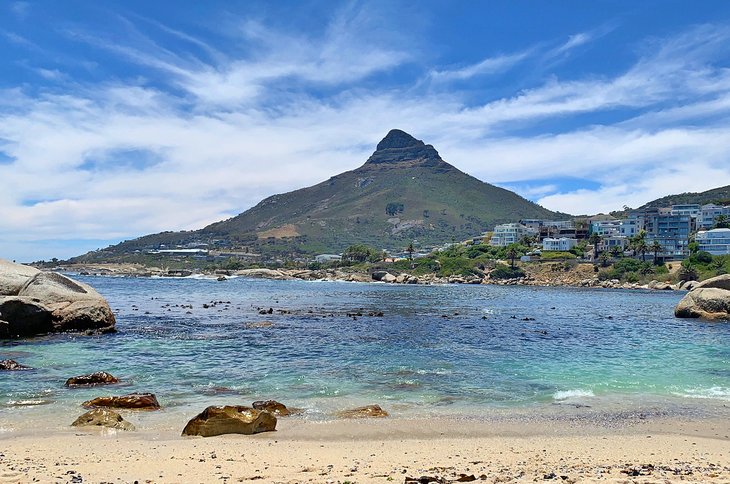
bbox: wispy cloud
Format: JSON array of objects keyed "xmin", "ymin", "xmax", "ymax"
[
  {"xmin": 1, "ymin": 11, "xmax": 730, "ymax": 260},
  {"xmin": 428, "ymin": 51, "xmax": 531, "ymax": 82}
]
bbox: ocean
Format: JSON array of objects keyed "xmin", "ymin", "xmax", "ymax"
[{"xmin": 2, "ymin": 276, "xmax": 729, "ymax": 432}]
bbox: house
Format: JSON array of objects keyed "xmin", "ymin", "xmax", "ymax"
[
  {"xmin": 590, "ymin": 219, "xmax": 621, "ymax": 237},
  {"xmin": 699, "ymin": 204, "xmax": 730, "ymax": 229},
  {"xmin": 600, "ymin": 235, "xmax": 629, "ymax": 252},
  {"xmin": 490, "ymin": 223, "xmax": 538, "ymax": 247},
  {"xmin": 696, "ymin": 228, "xmax": 730, "ymax": 255},
  {"xmin": 315, "ymin": 254, "xmax": 342, "ymax": 263},
  {"xmin": 542, "ymin": 237, "xmax": 578, "ymax": 252}
]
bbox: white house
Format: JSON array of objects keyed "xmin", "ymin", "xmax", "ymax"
[
  {"xmin": 696, "ymin": 228, "xmax": 730, "ymax": 255},
  {"xmin": 490, "ymin": 223, "xmax": 538, "ymax": 247},
  {"xmin": 542, "ymin": 237, "xmax": 578, "ymax": 252},
  {"xmin": 699, "ymin": 204, "xmax": 730, "ymax": 229}
]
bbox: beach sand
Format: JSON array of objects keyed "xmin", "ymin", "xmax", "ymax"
[{"xmin": 1, "ymin": 416, "xmax": 728, "ymax": 483}]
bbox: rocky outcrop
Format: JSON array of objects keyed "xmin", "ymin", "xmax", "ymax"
[
  {"xmin": 336, "ymin": 404, "xmax": 389, "ymax": 418},
  {"xmin": 0, "ymin": 259, "xmax": 40, "ymax": 295},
  {"xmin": 71, "ymin": 409, "xmax": 135, "ymax": 431},
  {"xmin": 252, "ymin": 400, "xmax": 290, "ymax": 416},
  {"xmin": 0, "ymin": 259, "xmax": 116, "ymax": 338},
  {"xmin": 82, "ymin": 392, "xmax": 160, "ymax": 410},
  {"xmin": 65, "ymin": 371, "xmax": 119, "ymax": 387},
  {"xmin": 181, "ymin": 405, "xmax": 277, "ymax": 437},
  {"xmin": 675, "ymin": 274, "xmax": 730, "ymax": 321},
  {"xmin": 235, "ymin": 268, "xmax": 290, "ymax": 280},
  {"xmin": 0, "ymin": 359, "xmax": 31, "ymax": 370}
]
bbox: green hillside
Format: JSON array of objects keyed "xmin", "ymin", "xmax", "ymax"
[
  {"xmin": 641, "ymin": 185, "xmax": 730, "ymax": 209},
  {"xmin": 72, "ymin": 129, "xmax": 563, "ymax": 263}
]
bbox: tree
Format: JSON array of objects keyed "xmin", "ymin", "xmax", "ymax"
[
  {"xmin": 598, "ymin": 251, "xmax": 611, "ymax": 268},
  {"xmin": 715, "ymin": 214, "xmax": 729, "ymax": 229},
  {"xmin": 342, "ymin": 244, "xmax": 380, "ymax": 264},
  {"xmin": 651, "ymin": 240, "xmax": 663, "ymax": 265},
  {"xmin": 406, "ymin": 242, "xmax": 415, "ymax": 261},
  {"xmin": 588, "ymin": 232, "xmax": 602, "ymax": 261},
  {"xmin": 610, "ymin": 245, "xmax": 624, "ymax": 258},
  {"xmin": 631, "ymin": 231, "xmax": 648, "ymax": 262},
  {"xmin": 678, "ymin": 262, "xmax": 699, "ymax": 282},
  {"xmin": 505, "ymin": 245, "xmax": 518, "ymax": 269}
]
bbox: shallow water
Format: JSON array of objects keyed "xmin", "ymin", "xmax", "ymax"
[{"xmin": 1, "ymin": 276, "xmax": 729, "ymax": 432}]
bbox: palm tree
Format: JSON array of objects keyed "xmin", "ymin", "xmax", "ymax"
[
  {"xmin": 588, "ymin": 232, "xmax": 602, "ymax": 262},
  {"xmin": 505, "ymin": 246, "xmax": 518, "ymax": 269},
  {"xmin": 406, "ymin": 242, "xmax": 415, "ymax": 261},
  {"xmin": 631, "ymin": 231, "xmax": 648, "ymax": 262},
  {"xmin": 651, "ymin": 240, "xmax": 663, "ymax": 265}
]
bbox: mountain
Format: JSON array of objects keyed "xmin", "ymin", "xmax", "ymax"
[
  {"xmin": 72, "ymin": 129, "xmax": 563, "ymax": 262},
  {"xmin": 640, "ymin": 185, "xmax": 730, "ymax": 209}
]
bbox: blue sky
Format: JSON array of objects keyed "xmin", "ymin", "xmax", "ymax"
[{"xmin": 2, "ymin": 1, "xmax": 730, "ymax": 262}]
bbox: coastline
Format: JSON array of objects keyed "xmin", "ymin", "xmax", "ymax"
[
  {"xmin": 2, "ymin": 414, "xmax": 728, "ymax": 483},
  {"xmin": 53, "ymin": 262, "xmax": 681, "ymax": 292}
]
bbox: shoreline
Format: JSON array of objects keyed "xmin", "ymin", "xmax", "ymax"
[
  {"xmin": 2, "ymin": 414, "xmax": 728, "ymax": 483},
  {"xmin": 54, "ymin": 262, "xmax": 683, "ymax": 292}
]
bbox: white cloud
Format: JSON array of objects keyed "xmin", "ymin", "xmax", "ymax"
[{"xmin": 2, "ymin": 17, "xmax": 730, "ymax": 261}]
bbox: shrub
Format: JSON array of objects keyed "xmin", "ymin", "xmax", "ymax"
[{"xmin": 490, "ymin": 263, "xmax": 526, "ymax": 280}]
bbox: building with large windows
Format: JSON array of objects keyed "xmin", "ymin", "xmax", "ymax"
[
  {"xmin": 489, "ymin": 223, "xmax": 538, "ymax": 247},
  {"xmin": 696, "ymin": 228, "xmax": 730, "ymax": 255}
]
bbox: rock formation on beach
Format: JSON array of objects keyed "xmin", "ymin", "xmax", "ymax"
[
  {"xmin": 182, "ymin": 405, "xmax": 277, "ymax": 437},
  {"xmin": 71, "ymin": 408, "xmax": 136, "ymax": 431},
  {"xmin": 675, "ymin": 274, "xmax": 730, "ymax": 321},
  {"xmin": 0, "ymin": 258, "xmax": 116, "ymax": 338},
  {"xmin": 82, "ymin": 392, "xmax": 160, "ymax": 410}
]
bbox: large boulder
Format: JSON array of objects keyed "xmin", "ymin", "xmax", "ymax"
[
  {"xmin": 182, "ymin": 405, "xmax": 277, "ymax": 437},
  {"xmin": 0, "ymin": 260, "xmax": 116, "ymax": 338},
  {"xmin": 82, "ymin": 392, "xmax": 160, "ymax": 410},
  {"xmin": 1, "ymin": 359, "xmax": 32, "ymax": 370},
  {"xmin": 0, "ymin": 259, "xmax": 40, "ymax": 295},
  {"xmin": 71, "ymin": 409, "xmax": 135, "ymax": 431},
  {"xmin": 675, "ymin": 275, "xmax": 730, "ymax": 321}
]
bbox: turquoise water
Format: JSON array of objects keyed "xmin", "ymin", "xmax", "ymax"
[{"xmin": 1, "ymin": 276, "xmax": 729, "ymax": 430}]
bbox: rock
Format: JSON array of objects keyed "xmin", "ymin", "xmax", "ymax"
[
  {"xmin": 82, "ymin": 392, "xmax": 161, "ymax": 410},
  {"xmin": 336, "ymin": 404, "xmax": 389, "ymax": 418},
  {"xmin": 65, "ymin": 371, "xmax": 119, "ymax": 387},
  {"xmin": 0, "ymin": 359, "xmax": 31, "ymax": 370},
  {"xmin": 216, "ymin": 276, "xmax": 226, "ymax": 281},
  {"xmin": 0, "ymin": 259, "xmax": 40, "ymax": 295},
  {"xmin": 245, "ymin": 321, "xmax": 274, "ymax": 329},
  {"xmin": 682, "ymin": 280, "xmax": 700, "ymax": 291},
  {"xmin": 675, "ymin": 287, "xmax": 730, "ymax": 321},
  {"xmin": 71, "ymin": 408, "xmax": 135, "ymax": 431},
  {"xmin": 381, "ymin": 273, "xmax": 397, "ymax": 283},
  {"xmin": 252, "ymin": 400, "xmax": 290, "ymax": 416},
  {"xmin": 694, "ymin": 274, "xmax": 730, "ymax": 291},
  {"xmin": 0, "ymin": 297, "xmax": 54, "ymax": 336},
  {"xmin": 0, "ymin": 260, "xmax": 116, "ymax": 338},
  {"xmin": 675, "ymin": 277, "xmax": 730, "ymax": 321},
  {"xmin": 653, "ymin": 282, "xmax": 674, "ymax": 290},
  {"xmin": 235, "ymin": 268, "xmax": 289, "ymax": 280},
  {"xmin": 181, "ymin": 405, "xmax": 277, "ymax": 437}
]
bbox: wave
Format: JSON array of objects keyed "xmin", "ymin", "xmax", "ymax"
[
  {"xmin": 674, "ymin": 386, "xmax": 730, "ymax": 401},
  {"xmin": 553, "ymin": 389, "xmax": 595, "ymax": 400}
]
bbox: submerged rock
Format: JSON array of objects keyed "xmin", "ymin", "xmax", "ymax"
[
  {"xmin": 336, "ymin": 404, "xmax": 389, "ymax": 418},
  {"xmin": 82, "ymin": 392, "xmax": 160, "ymax": 410},
  {"xmin": 0, "ymin": 259, "xmax": 116, "ymax": 338},
  {"xmin": 252, "ymin": 399, "xmax": 290, "ymax": 416},
  {"xmin": 182, "ymin": 405, "xmax": 277, "ymax": 437},
  {"xmin": 71, "ymin": 408, "xmax": 135, "ymax": 431},
  {"xmin": 675, "ymin": 275, "xmax": 730, "ymax": 321},
  {"xmin": 0, "ymin": 359, "xmax": 31, "ymax": 370},
  {"xmin": 65, "ymin": 371, "xmax": 119, "ymax": 387}
]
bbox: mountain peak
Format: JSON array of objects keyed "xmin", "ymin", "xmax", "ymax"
[
  {"xmin": 366, "ymin": 129, "xmax": 442, "ymax": 165},
  {"xmin": 376, "ymin": 129, "xmax": 424, "ymax": 150}
]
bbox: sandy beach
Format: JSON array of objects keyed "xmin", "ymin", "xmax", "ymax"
[{"xmin": 1, "ymin": 415, "xmax": 728, "ymax": 483}]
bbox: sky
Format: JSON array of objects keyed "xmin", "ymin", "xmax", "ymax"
[{"xmin": 2, "ymin": 0, "xmax": 730, "ymax": 262}]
